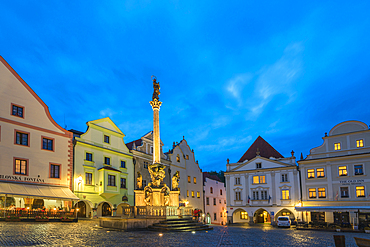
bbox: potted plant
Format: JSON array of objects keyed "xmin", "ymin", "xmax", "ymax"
[
  {"xmin": 5, "ymin": 215, "xmax": 21, "ymax": 222},
  {"xmin": 335, "ymin": 226, "xmax": 341, "ymax": 232},
  {"xmin": 60, "ymin": 216, "xmax": 73, "ymax": 222},
  {"xmin": 35, "ymin": 216, "xmax": 49, "ymax": 222},
  {"xmin": 364, "ymin": 227, "xmax": 370, "ymax": 233}
]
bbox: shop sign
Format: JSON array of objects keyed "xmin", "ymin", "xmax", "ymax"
[
  {"xmin": 340, "ymin": 179, "xmax": 365, "ymax": 185},
  {"xmin": 0, "ymin": 174, "xmax": 45, "ymax": 183}
]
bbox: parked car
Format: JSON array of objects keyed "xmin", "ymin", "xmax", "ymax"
[{"xmin": 277, "ymin": 216, "xmax": 291, "ymax": 228}]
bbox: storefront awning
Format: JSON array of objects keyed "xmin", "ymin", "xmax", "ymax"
[
  {"xmin": 295, "ymin": 206, "xmax": 370, "ymax": 212},
  {"xmin": 0, "ymin": 182, "xmax": 79, "ymax": 200}
]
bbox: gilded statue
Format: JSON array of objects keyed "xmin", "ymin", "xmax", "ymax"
[
  {"xmin": 148, "ymin": 163, "xmax": 165, "ymax": 188},
  {"xmin": 152, "ymin": 75, "xmax": 160, "ymax": 101},
  {"xmin": 136, "ymin": 171, "xmax": 142, "ymax": 189},
  {"xmin": 172, "ymin": 171, "xmax": 180, "ymax": 191}
]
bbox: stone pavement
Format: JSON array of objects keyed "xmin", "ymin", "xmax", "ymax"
[{"xmin": 0, "ymin": 220, "xmax": 368, "ymax": 246}]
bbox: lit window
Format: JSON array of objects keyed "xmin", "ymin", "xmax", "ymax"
[
  {"xmin": 104, "ymin": 135, "xmax": 110, "ymax": 143},
  {"xmin": 281, "ymin": 174, "xmax": 288, "ymax": 182},
  {"xmin": 235, "ymin": 191, "xmax": 241, "ymax": 200},
  {"xmin": 108, "ymin": 175, "xmax": 116, "ymax": 186},
  {"xmin": 206, "ymin": 197, "xmax": 209, "ymax": 205},
  {"xmin": 241, "ymin": 212, "xmax": 248, "ymax": 219},
  {"xmin": 334, "ymin": 143, "xmax": 341, "ymax": 150},
  {"xmin": 318, "ymin": 188, "xmax": 326, "ymax": 198},
  {"xmin": 188, "ymin": 176, "xmax": 191, "ymax": 183},
  {"xmin": 357, "ymin": 139, "xmax": 364, "ymax": 148},
  {"xmin": 86, "ymin": 153, "xmax": 93, "ymax": 161},
  {"xmin": 220, "ymin": 212, "xmax": 223, "ymax": 217},
  {"xmin": 340, "ymin": 187, "xmax": 349, "ymax": 198},
  {"xmin": 354, "ymin": 165, "xmax": 363, "ymax": 175},
  {"xmin": 260, "ymin": 176, "xmax": 266, "ymax": 183},
  {"xmin": 309, "ymin": 188, "xmax": 316, "ymax": 198},
  {"xmin": 192, "ymin": 191, "xmax": 195, "ymax": 198},
  {"xmin": 356, "ymin": 186, "xmax": 365, "ymax": 197},
  {"xmin": 210, "ymin": 187, "xmax": 213, "ymax": 193},
  {"xmin": 85, "ymin": 173, "xmax": 92, "ymax": 185},
  {"xmin": 307, "ymin": 169, "xmax": 315, "ymax": 178},
  {"xmin": 187, "ymin": 190, "xmax": 189, "ymax": 197},
  {"xmin": 104, "ymin": 157, "xmax": 111, "ymax": 165},
  {"xmin": 42, "ymin": 138, "xmax": 53, "ymax": 151},
  {"xmin": 316, "ymin": 168, "xmax": 325, "ymax": 178},
  {"xmin": 253, "ymin": 176, "xmax": 259, "ymax": 184},
  {"xmin": 12, "ymin": 104, "xmax": 24, "ymax": 118},
  {"xmin": 176, "ymin": 155, "xmax": 180, "ymax": 162},
  {"xmin": 197, "ymin": 192, "xmax": 200, "ymax": 198},
  {"xmin": 282, "ymin": 190, "xmax": 290, "ymax": 200},
  {"xmin": 121, "ymin": 161, "xmax": 126, "ymax": 168},
  {"xmin": 213, "ymin": 198, "xmax": 216, "ymax": 205},
  {"xmin": 50, "ymin": 164, "xmax": 60, "ymax": 178},
  {"xmin": 120, "ymin": 178, "xmax": 126, "ymax": 189},
  {"xmin": 193, "ymin": 177, "xmax": 196, "ymax": 184},
  {"xmin": 14, "ymin": 159, "xmax": 27, "ymax": 175},
  {"xmin": 15, "ymin": 132, "xmax": 29, "ymax": 146},
  {"xmin": 339, "ymin": 166, "xmax": 347, "ymax": 176},
  {"xmin": 186, "ymin": 155, "xmax": 189, "ymax": 159},
  {"xmin": 256, "ymin": 163, "xmax": 261, "ymax": 169}
]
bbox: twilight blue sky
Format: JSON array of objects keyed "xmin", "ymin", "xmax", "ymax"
[{"xmin": 1, "ymin": 1, "xmax": 370, "ymax": 171}]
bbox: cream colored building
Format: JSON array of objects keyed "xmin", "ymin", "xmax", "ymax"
[
  {"xmin": 166, "ymin": 138, "xmax": 203, "ymax": 211},
  {"xmin": 225, "ymin": 136, "xmax": 300, "ymax": 225},
  {"xmin": 0, "ymin": 56, "xmax": 78, "ymax": 210},
  {"xmin": 203, "ymin": 173, "xmax": 227, "ymax": 225},
  {"xmin": 71, "ymin": 117, "xmax": 134, "ymax": 218},
  {"xmin": 297, "ymin": 121, "xmax": 370, "ymax": 228}
]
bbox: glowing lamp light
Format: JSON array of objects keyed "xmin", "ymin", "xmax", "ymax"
[
  {"xmin": 295, "ymin": 202, "xmax": 302, "ymax": 207},
  {"xmin": 26, "ymin": 207, "xmax": 29, "ymax": 210},
  {"xmin": 191, "ymin": 231, "xmax": 196, "ymax": 234},
  {"xmin": 202, "ymin": 214, "xmax": 205, "ymax": 217},
  {"xmin": 185, "ymin": 200, "xmax": 189, "ymax": 206},
  {"xmin": 77, "ymin": 175, "xmax": 83, "ymax": 184},
  {"xmin": 159, "ymin": 233, "xmax": 163, "ymax": 237},
  {"xmin": 77, "ymin": 208, "xmax": 80, "ymax": 211},
  {"xmin": 54, "ymin": 208, "xmax": 57, "ymax": 211}
]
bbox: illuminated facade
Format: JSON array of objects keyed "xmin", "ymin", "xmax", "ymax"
[
  {"xmin": 0, "ymin": 56, "xmax": 78, "ymax": 211},
  {"xmin": 71, "ymin": 117, "xmax": 134, "ymax": 218},
  {"xmin": 225, "ymin": 136, "xmax": 300, "ymax": 225},
  {"xmin": 297, "ymin": 121, "xmax": 370, "ymax": 227},
  {"xmin": 167, "ymin": 138, "xmax": 204, "ymax": 211},
  {"xmin": 203, "ymin": 173, "xmax": 227, "ymax": 225}
]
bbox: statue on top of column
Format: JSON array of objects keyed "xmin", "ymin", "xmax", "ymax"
[{"xmin": 152, "ymin": 75, "xmax": 160, "ymax": 101}]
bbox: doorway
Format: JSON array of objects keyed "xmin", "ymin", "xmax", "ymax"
[{"xmin": 101, "ymin": 202, "xmax": 112, "ymax": 216}]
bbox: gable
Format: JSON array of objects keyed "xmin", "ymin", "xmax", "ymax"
[
  {"xmin": 89, "ymin": 117, "xmax": 124, "ymax": 136},
  {"xmin": 232, "ymin": 157, "xmax": 293, "ymax": 172},
  {"xmin": 238, "ymin": 136, "xmax": 284, "ymax": 162}
]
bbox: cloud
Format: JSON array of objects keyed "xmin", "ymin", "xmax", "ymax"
[
  {"xmin": 197, "ymin": 135, "xmax": 252, "ymax": 152},
  {"xmin": 99, "ymin": 108, "xmax": 116, "ymax": 117},
  {"xmin": 226, "ymin": 73, "xmax": 253, "ymax": 105}
]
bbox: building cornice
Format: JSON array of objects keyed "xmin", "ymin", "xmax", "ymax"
[
  {"xmin": 299, "ymin": 152, "xmax": 370, "ymax": 164},
  {"xmin": 75, "ymin": 140, "xmax": 133, "ymax": 158}
]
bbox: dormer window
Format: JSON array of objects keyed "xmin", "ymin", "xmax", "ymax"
[
  {"xmin": 334, "ymin": 143, "xmax": 341, "ymax": 150},
  {"xmin": 256, "ymin": 163, "xmax": 262, "ymax": 169},
  {"xmin": 176, "ymin": 155, "xmax": 180, "ymax": 162},
  {"xmin": 104, "ymin": 135, "xmax": 110, "ymax": 144},
  {"xmin": 12, "ymin": 104, "xmax": 24, "ymax": 118}
]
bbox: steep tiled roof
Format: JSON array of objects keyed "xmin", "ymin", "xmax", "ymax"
[
  {"xmin": 126, "ymin": 139, "xmax": 142, "ymax": 150},
  {"xmin": 238, "ymin": 136, "xmax": 284, "ymax": 162},
  {"xmin": 203, "ymin": 172, "xmax": 221, "ymax": 182}
]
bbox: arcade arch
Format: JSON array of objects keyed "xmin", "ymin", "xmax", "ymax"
[
  {"xmin": 274, "ymin": 208, "xmax": 295, "ymax": 221},
  {"xmin": 116, "ymin": 203, "xmax": 131, "ymax": 217},
  {"xmin": 232, "ymin": 208, "xmax": 249, "ymax": 223},
  {"xmin": 254, "ymin": 208, "xmax": 271, "ymax": 223},
  {"xmin": 74, "ymin": 200, "xmax": 93, "ymax": 218},
  {"xmin": 97, "ymin": 201, "xmax": 113, "ymax": 217}
]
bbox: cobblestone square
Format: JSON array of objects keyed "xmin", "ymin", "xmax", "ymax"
[{"xmin": 0, "ymin": 220, "xmax": 369, "ymax": 246}]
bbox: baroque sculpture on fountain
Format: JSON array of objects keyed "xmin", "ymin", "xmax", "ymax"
[{"xmin": 134, "ymin": 76, "xmax": 179, "ymax": 216}]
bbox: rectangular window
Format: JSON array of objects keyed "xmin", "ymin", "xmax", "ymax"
[
  {"xmin": 191, "ymin": 191, "xmax": 195, "ymax": 198},
  {"xmin": 220, "ymin": 212, "xmax": 223, "ymax": 218},
  {"xmin": 193, "ymin": 177, "xmax": 196, "ymax": 184},
  {"xmin": 241, "ymin": 212, "xmax": 248, "ymax": 219},
  {"xmin": 42, "ymin": 137, "xmax": 53, "ymax": 151},
  {"xmin": 143, "ymin": 162, "xmax": 148, "ymax": 169},
  {"xmin": 253, "ymin": 176, "xmax": 259, "ymax": 184},
  {"xmin": 220, "ymin": 189, "xmax": 222, "ymax": 195},
  {"xmin": 282, "ymin": 190, "xmax": 290, "ymax": 199},
  {"xmin": 214, "ymin": 213, "xmax": 217, "ymax": 221},
  {"xmin": 219, "ymin": 199, "xmax": 221, "ymax": 204},
  {"xmin": 121, "ymin": 160, "xmax": 126, "ymax": 168},
  {"xmin": 85, "ymin": 173, "xmax": 92, "ymax": 185},
  {"xmin": 120, "ymin": 178, "xmax": 126, "ymax": 188},
  {"xmin": 213, "ymin": 198, "xmax": 216, "ymax": 205},
  {"xmin": 104, "ymin": 157, "xmax": 111, "ymax": 165},
  {"xmin": 340, "ymin": 187, "xmax": 349, "ymax": 198},
  {"xmin": 356, "ymin": 186, "xmax": 365, "ymax": 197},
  {"xmin": 235, "ymin": 177, "xmax": 240, "ymax": 184},
  {"xmin": 334, "ymin": 143, "xmax": 341, "ymax": 150},
  {"xmin": 210, "ymin": 187, "xmax": 213, "ymax": 193},
  {"xmin": 316, "ymin": 168, "xmax": 325, "ymax": 178},
  {"xmin": 108, "ymin": 175, "xmax": 116, "ymax": 186},
  {"xmin": 206, "ymin": 197, "xmax": 209, "ymax": 205},
  {"xmin": 15, "ymin": 131, "xmax": 29, "ymax": 146},
  {"xmin": 224, "ymin": 200, "xmax": 226, "ymax": 204},
  {"xmin": 307, "ymin": 169, "xmax": 315, "ymax": 178},
  {"xmin": 309, "ymin": 188, "xmax": 316, "ymax": 198},
  {"xmin": 86, "ymin": 152, "xmax": 93, "ymax": 161},
  {"xmin": 339, "ymin": 166, "xmax": 347, "ymax": 176},
  {"xmin": 235, "ymin": 191, "xmax": 241, "ymax": 200},
  {"xmin": 12, "ymin": 104, "xmax": 24, "ymax": 118},
  {"xmin": 14, "ymin": 159, "xmax": 27, "ymax": 175},
  {"xmin": 187, "ymin": 190, "xmax": 189, "ymax": 197},
  {"xmin": 256, "ymin": 163, "xmax": 261, "ymax": 169},
  {"xmin": 253, "ymin": 191, "xmax": 259, "ymax": 200},
  {"xmin": 188, "ymin": 176, "xmax": 191, "ymax": 183},
  {"xmin": 354, "ymin": 165, "xmax": 364, "ymax": 175},
  {"xmin": 197, "ymin": 192, "xmax": 200, "ymax": 198},
  {"xmin": 261, "ymin": 191, "xmax": 267, "ymax": 200},
  {"xmin": 356, "ymin": 139, "xmax": 364, "ymax": 148},
  {"xmin": 104, "ymin": 135, "xmax": 110, "ymax": 143},
  {"xmin": 50, "ymin": 164, "xmax": 60, "ymax": 178},
  {"xmin": 260, "ymin": 176, "xmax": 266, "ymax": 183},
  {"xmin": 281, "ymin": 174, "xmax": 288, "ymax": 182},
  {"xmin": 318, "ymin": 188, "xmax": 326, "ymax": 198}
]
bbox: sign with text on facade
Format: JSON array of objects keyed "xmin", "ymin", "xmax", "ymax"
[
  {"xmin": 339, "ymin": 179, "xmax": 366, "ymax": 185},
  {"xmin": 0, "ymin": 174, "xmax": 45, "ymax": 183}
]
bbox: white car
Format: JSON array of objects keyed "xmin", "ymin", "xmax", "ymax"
[{"xmin": 277, "ymin": 216, "xmax": 291, "ymax": 227}]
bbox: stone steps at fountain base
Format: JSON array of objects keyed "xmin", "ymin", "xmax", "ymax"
[{"xmin": 148, "ymin": 218, "xmax": 213, "ymax": 232}]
